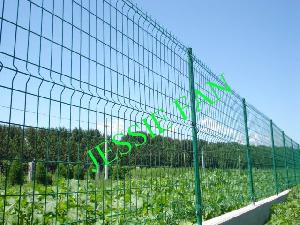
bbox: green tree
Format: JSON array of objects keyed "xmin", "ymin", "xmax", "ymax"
[
  {"xmin": 73, "ymin": 163, "xmax": 85, "ymax": 180},
  {"xmin": 56, "ymin": 163, "xmax": 73, "ymax": 179},
  {"xmin": 8, "ymin": 159, "xmax": 24, "ymax": 185},
  {"xmin": 35, "ymin": 162, "xmax": 52, "ymax": 185}
]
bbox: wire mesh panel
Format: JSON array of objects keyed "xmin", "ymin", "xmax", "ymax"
[
  {"xmin": 0, "ymin": 0, "xmax": 195, "ymax": 224},
  {"xmin": 272, "ymin": 123, "xmax": 287, "ymax": 192},
  {"xmin": 295, "ymin": 142, "xmax": 300, "ymax": 183},
  {"xmin": 292, "ymin": 140, "xmax": 300, "ymax": 184},
  {"xmin": 191, "ymin": 59, "xmax": 249, "ymax": 220},
  {"xmin": 246, "ymin": 104, "xmax": 275, "ymax": 200},
  {"xmin": 285, "ymin": 135, "xmax": 297, "ymax": 187},
  {"xmin": 0, "ymin": 0, "xmax": 299, "ymax": 224}
]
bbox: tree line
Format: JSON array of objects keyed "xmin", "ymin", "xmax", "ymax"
[{"xmin": 0, "ymin": 124, "xmax": 279, "ymax": 172}]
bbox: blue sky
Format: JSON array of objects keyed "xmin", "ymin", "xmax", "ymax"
[
  {"xmin": 0, "ymin": 0, "xmax": 298, "ymax": 146},
  {"xmin": 133, "ymin": 0, "xmax": 300, "ymax": 143}
]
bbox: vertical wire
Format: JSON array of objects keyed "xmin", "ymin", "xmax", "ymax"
[
  {"xmin": 102, "ymin": 0, "xmax": 107, "ymax": 223},
  {"xmin": 3, "ymin": 0, "xmax": 18, "ymax": 221},
  {"xmin": 30, "ymin": 0, "xmax": 45, "ymax": 223},
  {"xmin": 55, "ymin": 0, "xmax": 64, "ymax": 221},
  {"xmin": 43, "ymin": 0, "xmax": 56, "ymax": 222},
  {"xmin": 75, "ymin": 0, "xmax": 84, "ymax": 221},
  {"xmin": 18, "ymin": 0, "xmax": 31, "ymax": 223},
  {"xmin": 85, "ymin": 0, "xmax": 92, "ymax": 222}
]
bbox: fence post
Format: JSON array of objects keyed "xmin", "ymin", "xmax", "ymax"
[
  {"xmin": 282, "ymin": 131, "xmax": 289, "ymax": 188},
  {"xmin": 270, "ymin": 120, "xmax": 279, "ymax": 195},
  {"xmin": 187, "ymin": 48, "xmax": 202, "ymax": 225},
  {"xmin": 242, "ymin": 98, "xmax": 255, "ymax": 203}
]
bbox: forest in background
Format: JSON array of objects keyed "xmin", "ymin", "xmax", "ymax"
[{"xmin": 0, "ymin": 124, "xmax": 278, "ymax": 173}]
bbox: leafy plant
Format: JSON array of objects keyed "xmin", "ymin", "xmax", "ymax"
[
  {"xmin": 73, "ymin": 163, "xmax": 85, "ymax": 180},
  {"xmin": 56, "ymin": 163, "xmax": 73, "ymax": 179},
  {"xmin": 0, "ymin": 168, "xmax": 295, "ymax": 224},
  {"xmin": 111, "ymin": 165, "xmax": 132, "ymax": 180},
  {"xmin": 35, "ymin": 162, "xmax": 52, "ymax": 185},
  {"xmin": 8, "ymin": 158, "xmax": 24, "ymax": 185},
  {"xmin": 266, "ymin": 185, "xmax": 300, "ymax": 225}
]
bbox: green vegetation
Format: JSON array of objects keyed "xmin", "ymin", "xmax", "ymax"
[
  {"xmin": 111, "ymin": 165, "xmax": 132, "ymax": 180},
  {"xmin": 35, "ymin": 162, "xmax": 52, "ymax": 185},
  {"xmin": 8, "ymin": 159, "xmax": 24, "ymax": 185},
  {"xmin": 266, "ymin": 185, "xmax": 300, "ymax": 225},
  {"xmin": 0, "ymin": 125, "xmax": 283, "ymax": 170},
  {"xmin": 73, "ymin": 164, "xmax": 85, "ymax": 180},
  {"xmin": 0, "ymin": 168, "xmax": 277, "ymax": 225},
  {"xmin": 0, "ymin": 125, "xmax": 297, "ymax": 224}
]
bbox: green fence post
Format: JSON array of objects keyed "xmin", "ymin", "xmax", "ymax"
[
  {"xmin": 270, "ymin": 120, "xmax": 279, "ymax": 195},
  {"xmin": 282, "ymin": 131, "xmax": 289, "ymax": 188},
  {"xmin": 187, "ymin": 48, "xmax": 202, "ymax": 225},
  {"xmin": 242, "ymin": 98, "xmax": 255, "ymax": 203}
]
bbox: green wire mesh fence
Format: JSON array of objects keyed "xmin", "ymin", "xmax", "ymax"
[{"xmin": 0, "ymin": 0, "xmax": 299, "ymax": 224}]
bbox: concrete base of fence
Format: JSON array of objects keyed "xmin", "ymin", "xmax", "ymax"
[{"xmin": 203, "ymin": 190, "xmax": 289, "ymax": 225}]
